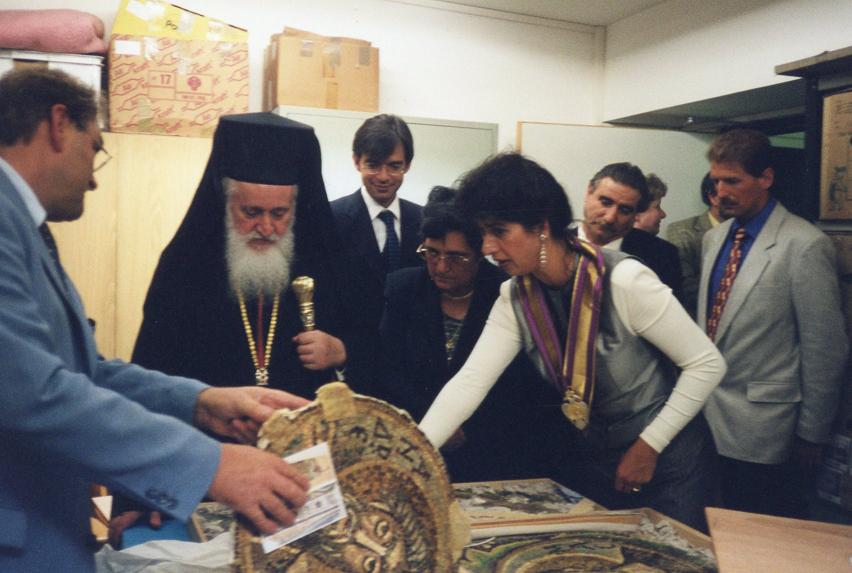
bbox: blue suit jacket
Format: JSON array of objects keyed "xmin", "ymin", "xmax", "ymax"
[{"xmin": 0, "ymin": 169, "xmax": 220, "ymax": 572}]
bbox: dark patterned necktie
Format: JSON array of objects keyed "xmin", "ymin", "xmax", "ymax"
[
  {"xmin": 39, "ymin": 223, "xmax": 62, "ymax": 269},
  {"xmin": 378, "ymin": 210, "xmax": 400, "ymax": 272},
  {"xmin": 707, "ymin": 227, "xmax": 747, "ymax": 341}
]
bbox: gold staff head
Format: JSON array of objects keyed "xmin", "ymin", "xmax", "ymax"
[{"xmin": 292, "ymin": 276, "xmax": 315, "ymax": 331}]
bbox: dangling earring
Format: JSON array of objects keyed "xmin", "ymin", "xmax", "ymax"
[{"xmin": 538, "ymin": 233, "xmax": 548, "ymax": 268}]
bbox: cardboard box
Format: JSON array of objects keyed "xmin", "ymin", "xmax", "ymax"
[
  {"xmin": 265, "ymin": 27, "xmax": 378, "ymax": 112},
  {"xmin": 108, "ymin": 0, "xmax": 248, "ymax": 137}
]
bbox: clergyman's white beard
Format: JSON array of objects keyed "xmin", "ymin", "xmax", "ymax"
[{"xmin": 225, "ymin": 216, "xmax": 295, "ymax": 299}]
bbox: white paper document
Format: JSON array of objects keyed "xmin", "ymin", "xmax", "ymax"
[{"xmin": 260, "ymin": 442, "xmax": 347, "ymax": 554}]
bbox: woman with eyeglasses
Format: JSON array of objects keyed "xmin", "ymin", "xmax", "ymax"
[
  {"xmin": 378, "ymin": 186, "xmax": 542, "ymax": 482},
  {"xmin": 418, "ymin": 153, "xmax": 726, "ymax": 531}
]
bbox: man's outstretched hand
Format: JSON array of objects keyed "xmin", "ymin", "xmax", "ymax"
[
  {"xmin": 194, "ymin": 386, "xmax": 310, "ymax": 443},
  {"xmin": 208, "ymin": 443, "xmax": 310, "ymax": 534}
]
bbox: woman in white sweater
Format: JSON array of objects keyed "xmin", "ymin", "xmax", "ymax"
[{"xmin": 419, "ymin": 153, "xmax": 725, "ymax": 530}]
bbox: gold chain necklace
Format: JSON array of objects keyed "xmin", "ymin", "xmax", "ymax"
[
  {"xmin": 237, "ymin": 290, "xmax": 280, "ymax": 385},
  {"xmin": 442, "ymin": 289, "xmax": 473, "ymax": 301}
]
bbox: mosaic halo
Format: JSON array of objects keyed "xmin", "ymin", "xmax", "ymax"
[{"xmin": 233, "ymin": 382, "xmax": 470, "ymax": 572}]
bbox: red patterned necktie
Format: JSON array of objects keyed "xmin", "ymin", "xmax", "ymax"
[{"xmin": 707, "ymin": 228, "xmax": 747, "ymax": 341}]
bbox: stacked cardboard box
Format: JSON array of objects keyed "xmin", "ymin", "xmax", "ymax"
[
  {"xmin": 265, "ymin": 27, "xmax": 378, "ymax": 112},
  {"xmin": 108, "ymin": 0, "xmax": 248, "ymax": 137}
]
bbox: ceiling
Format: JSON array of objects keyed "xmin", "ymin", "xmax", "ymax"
[
  {"xmin": 439, "ymin": 0, "xmax": 668, "ymax": 26},
  {"xmin": 440, "ymin": 0, "xmax": 808, "ymax": 134}
]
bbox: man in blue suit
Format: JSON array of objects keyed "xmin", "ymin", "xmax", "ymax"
[{"xmin": 0, "ymin": 68, "xmax": 310, "ymax": 572}]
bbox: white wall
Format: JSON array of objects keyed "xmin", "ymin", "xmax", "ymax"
[
  {"xmin": 6, "ymin": 0, "xmax": 604, "ymax": 151},
  {"xmin": 604, "ymin": 0, "xmax": 852, "ymax": 121}
]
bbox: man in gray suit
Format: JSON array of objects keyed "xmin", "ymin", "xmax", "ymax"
[
  {"xmin": 0, "ymin": 69, "xmax": 309, "ymax": 572},
  {"xmin": 698, "ymin": 128, "xmax": 848, "ymax": 517}
]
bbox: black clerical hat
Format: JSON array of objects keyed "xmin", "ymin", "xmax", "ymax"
[
  {"xmin": 213, "ymin": 113, "xmax": 318, "ymax": 186},
  {"xmin": 149, "ymin": 111, "xmax": 337, "ymax": 282}
]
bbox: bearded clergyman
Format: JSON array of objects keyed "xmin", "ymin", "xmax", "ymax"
[{"xmin": 133, "ymin": 113, "xmax": 363, "ymax": 398}]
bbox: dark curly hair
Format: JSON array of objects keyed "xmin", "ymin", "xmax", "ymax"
[
  {"xmin": 419, "ymin": 185, "xmax": 482, "ymax": 253},
  {"xmin": 455, "ymin": 152, "xmax": 573, "ymax": 240},
  {"xmin": 588, "ymin": 162, "xmax": 651, "ymax": 212}
]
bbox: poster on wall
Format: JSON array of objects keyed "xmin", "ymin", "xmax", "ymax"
[{"xmin": 821, "ymin": 90, "xmax": 852, "ymax": 220}]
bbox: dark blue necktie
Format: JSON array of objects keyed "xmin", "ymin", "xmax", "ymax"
[
  {"xmin": 378, "ymin": 210, "xmax": 400, "ymax": 273},
  {"xmin": 39, "ymin": 223, "xmax": 62, "ymax": 269},
  {"xmin": 39, "ymin": 223, "xmax": 69, "ymax": 290}
]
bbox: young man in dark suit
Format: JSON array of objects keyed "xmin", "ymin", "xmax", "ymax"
[{"xmin": 330, "ymin": 114, "xmax": 423, "ymax": 335}]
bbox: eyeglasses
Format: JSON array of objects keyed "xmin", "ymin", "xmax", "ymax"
[
  {"xmin": 85, "ymin": 130, "xmax": 112, "ymax": 172},
  {"xmin": 94, "ymin": 144, "xmax": 112, "ymax": 172},
  {"xmin": 360, "ymin": 161, "xmax": 406, "ymax": 176},
  {"xmin": 416, "ymin": 245, "xmax": 474, "ymax": 267}
]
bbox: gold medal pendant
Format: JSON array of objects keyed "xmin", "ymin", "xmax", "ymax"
[{"xmin": 562, "ymin": 390, "xmax": 589, "ymax": 430}]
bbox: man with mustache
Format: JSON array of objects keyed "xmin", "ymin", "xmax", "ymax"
[
  {"xmin": 698, "ymin": 128, "xmax": 847, "ymax": 518},
  {"xmin": 114, "ymin": 114, "xmax": 358, "ymax": 544},
  {"xmin": 134, "ymin": 113, "xmax": 354, "ymax": 397},
  {"xmin": 579, "ymin": 162, "xmax": 683, "ymax": 301}
]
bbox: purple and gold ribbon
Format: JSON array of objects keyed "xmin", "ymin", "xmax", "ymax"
[{"xmin": 515, "ymin": 238, "xmax": 605, "ymax": 421}]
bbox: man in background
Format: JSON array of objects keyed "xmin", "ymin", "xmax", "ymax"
[
  {"xmin": 634, "ymin": 173, "xmax": 667, "ymax": 236},
  {"xmin": 579, "ymin": 162, "xmax": 683, "ymax": 301},
  {"xmin": 0, "ymin": 69, "xmax": 309, "ymax": 572},
  {"xmin": 666, "ymin": 173, "xmax": 726, "ymax": 317},
  {"xmin": 698, "ymin": 128, "xmax": 848, "ymax": 517},
  {"xmin": 330, "ymin": 114, "xmax": 423, "ymax": 331}
]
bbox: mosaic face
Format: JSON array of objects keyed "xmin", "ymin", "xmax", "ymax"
[{"xmin": 233, "ymin": 383, "xmax": 466, "ymax": 573}]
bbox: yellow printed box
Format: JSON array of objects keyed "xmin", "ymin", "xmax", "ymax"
[{"xmin": 108, "ymin": 0, "xmax": 248, "ymax": 137}]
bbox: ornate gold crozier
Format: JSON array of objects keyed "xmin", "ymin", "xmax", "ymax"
[
  {"xmin": 291, "ymin": 276, "xmax": 315, "ymax": 332},
  {"xmin": 232, "ymin": 382, "xmax": 470, "ymax": 572}
]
